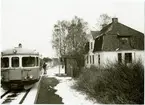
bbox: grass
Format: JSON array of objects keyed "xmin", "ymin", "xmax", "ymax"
[{"xmin": 74, "ymin": 61, "xmax": 144, "ymax": 104}]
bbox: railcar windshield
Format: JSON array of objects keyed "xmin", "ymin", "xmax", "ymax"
[
  {"xmin": 12, "ymin": 57, "xmax": 19, "ymax": 67},
  {"xmin": 1, "ymin": 57, "xmax": 9, "ymax": 68},
  {"xmin": 22, "ymin": 57, "xmax": 35, "ymax": 67}
]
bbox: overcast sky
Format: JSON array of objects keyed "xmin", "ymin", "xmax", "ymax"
[{"xmin": 1, "ymin": 0, "xmax": 144, "ymax": 58}]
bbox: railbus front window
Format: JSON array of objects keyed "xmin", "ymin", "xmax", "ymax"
[
  {"xmin": 1, "ymin": 57, "xmax": 9, "ymax": 68},
  {"xmin": 12, "ymin": 57, "xmax": 19, "ymax": 67},
  {"xmin": 22, "ymin": 57, "xmax": 35, "ymax": 67}
]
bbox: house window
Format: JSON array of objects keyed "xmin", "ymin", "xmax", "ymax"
[
  {"xmin": 90, "ymin": 55, "xmax": 91, "ymax": 64},
  {"xmin": 121, "ymin": 38, "xmax": 128, "ymax": 40},
  {"xmin": 125, "ymin": 53, "xmax": 132, "ymax": 63},
  {"xmin": 98, "ymin": 54, "xmax": 100, "ymax": 65},
  {"xmin": 92, "ymin": 55, "xmax": 94, "ymax": 64},
  {"xmin": 87, "ymin": 56, "xmax": 89, "ymax": 64},
  {"xmin": 91, "ymin": 42, "xmax": 93, "ymax": 49},
  {"xmin": 118, "ymin": 53, "xmax": 122, "ymax": 63}
]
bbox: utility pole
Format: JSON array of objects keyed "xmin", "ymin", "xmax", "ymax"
[
  {"xmin": 55, "ymin": 25, "xmax": 61, "ymax": 75},
  {"xmin": 72, "ymin": 23, "xmax": 75, "ymax": 51},
  {"xmin": 59, "ymin": 31, "xmax": 61, "ymax": 76}
]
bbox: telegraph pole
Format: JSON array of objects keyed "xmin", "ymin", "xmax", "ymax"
[
  {"xmin": 59, "ymin": 31, "xmax": 61, "ymax": 76},
  {"xmin": 55, "ymin": 25, "xmax": 61, "ymax": 75}
]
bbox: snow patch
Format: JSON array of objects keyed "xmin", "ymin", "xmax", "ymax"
[
  {"xmin": 45, "ymin": 65, "xmax": 99, "ymax": 105},
  {"xmin": 54, "ymin": 78, "xmax": 99, "ymax": 105}
]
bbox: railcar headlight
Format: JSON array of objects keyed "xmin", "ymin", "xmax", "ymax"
[
  {"xmin": 13, "ymin": 49, "xmax": 17, "ymax": 54},
  {"xmin": 24, "ymin": 76, "xmax": 27, "ymax": 80},
  {"xmin": 1, "ymin": 76, "xmax": 3, "ymax": 80},
  {"xmin": 29, "ymin": 75, "xmax": 33, "ymax": 79}
]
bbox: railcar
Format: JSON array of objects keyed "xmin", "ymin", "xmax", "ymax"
[{"xmin": 1, "ymin": 44, "xmax": 41, "ymax": 90}]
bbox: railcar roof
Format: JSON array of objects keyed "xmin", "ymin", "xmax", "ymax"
[{"xmin": 1, "ymin": 47, "xmax": 39, "ymax": 55}]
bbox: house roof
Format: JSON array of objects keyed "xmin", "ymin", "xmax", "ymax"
[
  {"xmin": 100, "ymin": 22, "xmax": 143, "ymax": 36},
  {"xmin": 91, "ymin": 31, "xmax": 100, "ymax": 39},
  {"xmin": 93, "ymin": 18, "xmax": 144, "ymax": 52}
]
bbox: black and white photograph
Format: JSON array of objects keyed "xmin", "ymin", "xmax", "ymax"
[{"xmin": 0, "ymin": 0, "xmax": 144, "ymax": 104}]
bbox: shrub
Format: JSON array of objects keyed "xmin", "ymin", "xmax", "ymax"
[{"xmin": 74, "ymin": 61, "xmax": 144, "ymax": 104}]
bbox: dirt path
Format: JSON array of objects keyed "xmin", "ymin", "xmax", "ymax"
[{"xmin": 35, "ymin": 76, "xmax": 63, "ymax": 104}]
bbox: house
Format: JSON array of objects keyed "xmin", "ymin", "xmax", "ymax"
[
  {"xmin": 85, "ymin": 18, "xmax": 144, "ymax": 67},
  {"xmin": 85, "ymin": 31, "xmax": 100, "ymax": 67}
]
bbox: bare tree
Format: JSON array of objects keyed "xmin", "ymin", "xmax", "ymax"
[
  {"xmin": 65, "ymin": 16, "xmax": 88, "ymax": 56},
  {"xmin": 95, "ymin": 14, "xmax": 111, "ymax": 30},
  {"xmin": 52, "ymin": 16, "xmax": 88, "ymax": 57},
  {"xmin": 52, "ymin": 20, "xmax": 69, "ymax": 56}
]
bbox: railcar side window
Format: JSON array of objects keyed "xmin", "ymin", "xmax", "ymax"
[
  {"xmin": 22, "ymin": 57, "xmax": 35, "ymax": 67},
  {"xmin": 1, "ymin": 57, "xmax": 9, "ymax": 68},
  {"xmin": 36, "ymin": 57, "xmax": 39, "ymax": 66},
  {"xmin": 12, "ymin": 57, "xmax": 19, "ymax": 67}
]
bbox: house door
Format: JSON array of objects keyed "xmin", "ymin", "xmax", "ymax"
[{"xmin": 65, "ymin": 58, "xmax": 77, "ymax": 77}]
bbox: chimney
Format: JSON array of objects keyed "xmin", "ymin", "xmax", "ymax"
[
  {"xmin": 18, "ymin": 43, "xmax": 22, "ymax": 48},
  {"xmin": 112, "ymin": 18, "xmax": 118, "ymax": 23}
]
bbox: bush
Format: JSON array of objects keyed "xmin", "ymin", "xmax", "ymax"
[{"xmin": 74, "ymin": 62, "xmax": 144, "ymax": 104}]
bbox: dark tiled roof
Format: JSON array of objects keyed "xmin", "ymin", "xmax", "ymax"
[
  {"xmin": 91, "ymin": 31, "xmax": 100, "ymax": 39},
  {"xmin": 93, "ymin": 21, "xmax": 144, "ymax": 52},
  {"xmin": 93, "ymin": 36, "xmax": 103, "ymax": 52},
  {"xmin": 106, "ymin": 22, "xmax": 143, "ymax": 36}
]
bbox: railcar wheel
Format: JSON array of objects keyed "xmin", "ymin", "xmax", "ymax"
[
  {"xmin": 1, "ymin": 83, "xmax": 10, "ymax": 90},
  {"xmin": 10, "ymin": 84, "xmax": 24, "ymax": 90}
]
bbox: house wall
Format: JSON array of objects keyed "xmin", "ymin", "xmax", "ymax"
[
  {"xmin": 85, "ymin": 52, "xmax": 94, "ymax": 68},
  {"xmin": 135, "ymin": 51, "xmax": 145, "ymax": 63},
  {"xmin": 89, "ymin": 39, "xmax": 94, "ymax": 51},
  {"xmin": 85, "ymin": 50, "xmax": 144, "ymax": 67},
  {"xmin": 85, "ymin": 39, "xmax": 95, "ymax": 67}
]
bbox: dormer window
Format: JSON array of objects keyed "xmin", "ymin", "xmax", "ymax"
[
  {"xmin": 121, "ymin": 37, "xmax": 128, "ymax": 40},
  {"xmin": 120, "ymin": 37, "xmax": 129, "ymax": 44}
]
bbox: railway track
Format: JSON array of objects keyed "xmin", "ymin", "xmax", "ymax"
[
  {"xmin": 19, "ymin": 88, "xmax": 31, "ymax": 104},
  {"xmin": 1, "ymin": 74, "xmax": 43, "ymax": 104},
  {"xmin": 1, "ymin": 90, "xmax": 11, "ymax": 99},
  {"xmin": 0, "ymin": 88, "xmax": 31, "ymax": 104}
]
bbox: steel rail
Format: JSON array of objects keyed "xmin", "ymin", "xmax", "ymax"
[{"xmin": 1, "ymin": 90, "xmax": 11, "ymax": 99}]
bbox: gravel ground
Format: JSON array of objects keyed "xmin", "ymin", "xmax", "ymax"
[{"xmin": 35, "ymin": 76, "xmax": 63, "ymax": 104}]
